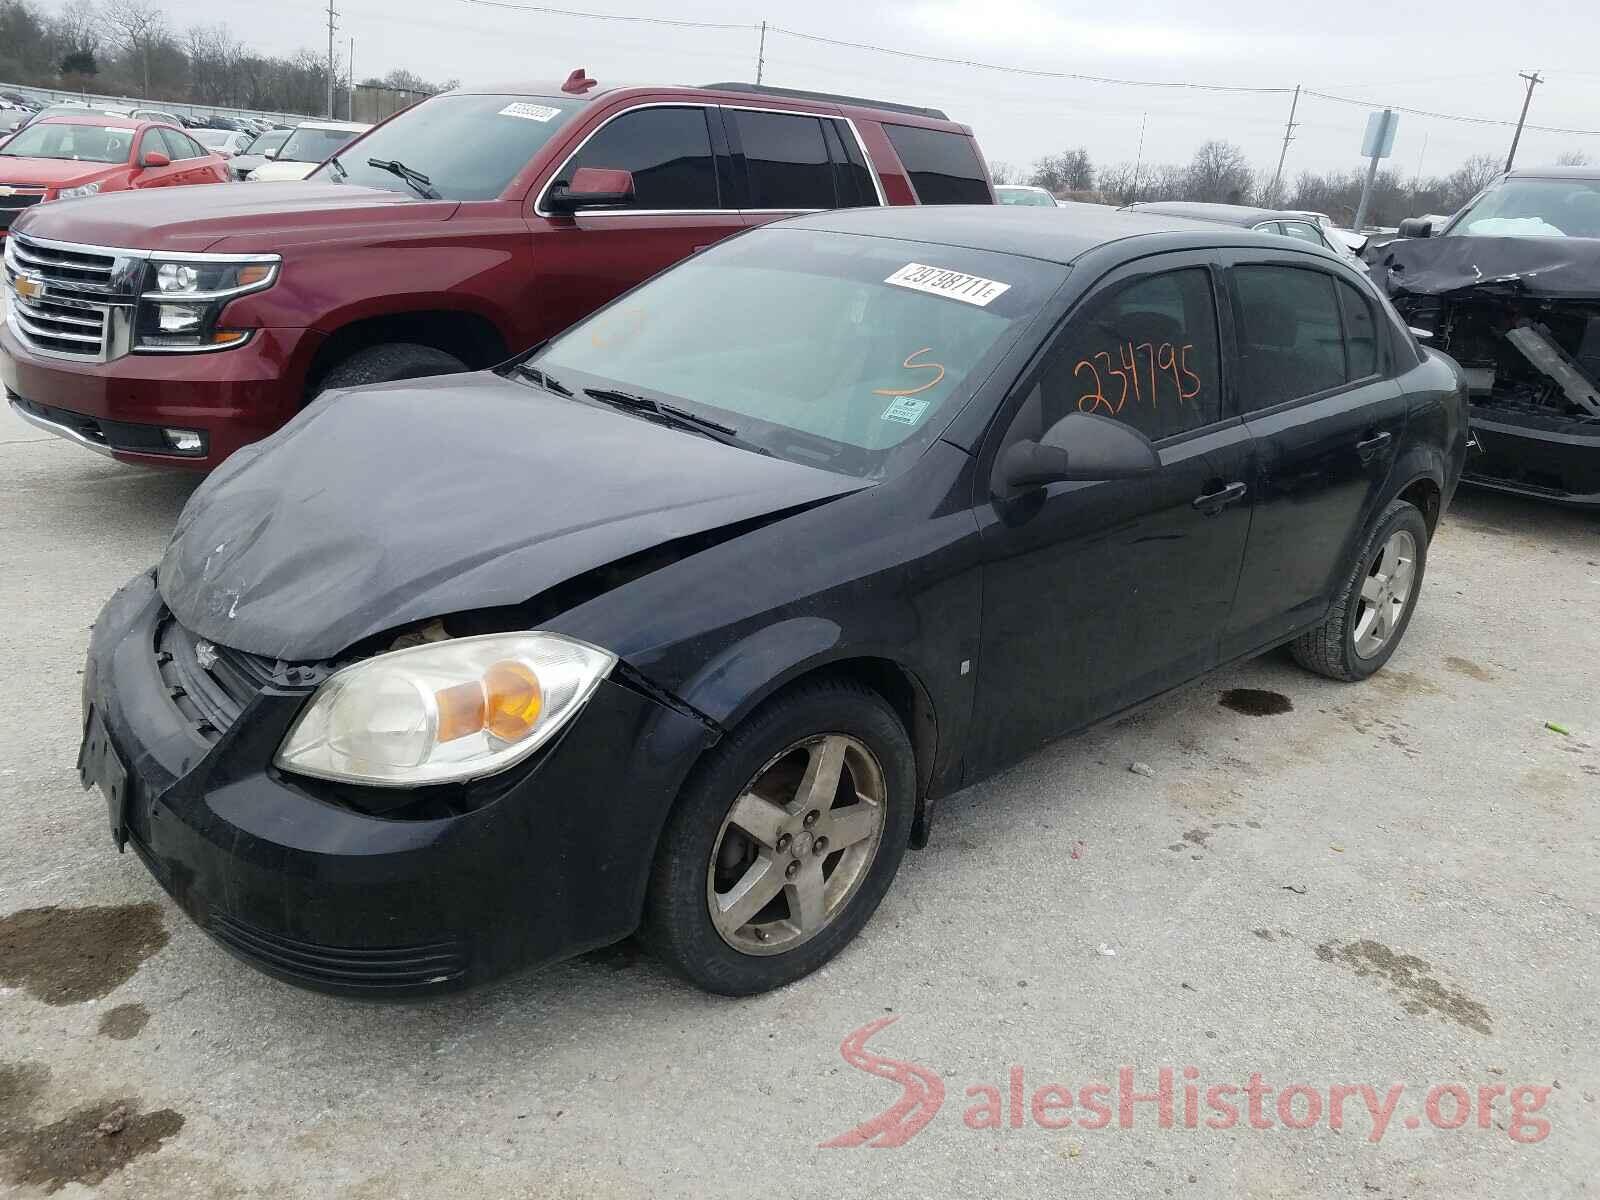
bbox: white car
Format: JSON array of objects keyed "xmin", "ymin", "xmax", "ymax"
[
  {"xmin": 246, "ymin": 120, "xmax": 370, "ymax": 181},
  {"xmin": 996, "ymin": 184, "xmax": 1059, "ymax": 207}
]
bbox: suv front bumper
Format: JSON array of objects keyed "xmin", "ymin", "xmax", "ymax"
[{"xmin": 1466, "ymin": 406, "xmax": 1600, "ymax": 508}]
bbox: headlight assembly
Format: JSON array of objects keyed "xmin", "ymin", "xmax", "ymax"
[
  {"xmin": 134, "ymin": 254, "xmax": 279, "ymax": 352},
  {"xmin": 57, "ymin": 181, "xmax": 102, "ymax": 200},
  {"xmin": 274, "ymin": 632, "xmax": 616, "ymax": 787}
]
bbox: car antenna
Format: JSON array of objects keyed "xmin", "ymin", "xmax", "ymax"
[{"xmin": 562, "ymin": 68, "xmax": 597, "ymax": 95}]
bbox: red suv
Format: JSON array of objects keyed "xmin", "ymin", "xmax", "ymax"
[{"xmin": 2, "ymin": 78, "xmax": 994, "ymax": 468}]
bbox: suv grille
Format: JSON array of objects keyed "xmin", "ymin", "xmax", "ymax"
[{"xmin": 4, "ymin": 234, "xmax": 136, "ymax": 362}]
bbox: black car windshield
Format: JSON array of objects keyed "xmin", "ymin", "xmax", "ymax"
[
  {"xmin": 523, "ymin": 228, "xmax": 1066, "ymax": 480},
  {"xmin": 312, "ymin": 93, "xmax": 582, "ymax": 200},
  {"xmin": 1449, "ymin": 177, "xmax": 1600, "ymax": 238},
  {"xmin": 0, "ymin": 122, "xmax": 132, "ymax": 163},
  {"xmin": 278, "ymin": 126, "xmax": 362, "ymax": 163}
]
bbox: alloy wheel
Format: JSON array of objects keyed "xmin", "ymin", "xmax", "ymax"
[
  {"xmin": 1353, "ymin": 528, "xmax": 1418, "ymax": 659},
  {"xmin": 706, "ymin": 734, "xmax": 888, "ymax": 956}
]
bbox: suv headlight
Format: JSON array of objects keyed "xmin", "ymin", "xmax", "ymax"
[
  {"xmin": 275, "ymin": 632, "xmax": 616, "ymax": 786},
  {"xmin": 134, "ymin": 254, "xmax": 280, "ymax": 351},
  {"xmin": 57, "ymin": 181, "xmax": 101, "ymax": 200}
]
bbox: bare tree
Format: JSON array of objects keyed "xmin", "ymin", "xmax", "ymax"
[
  {"xmin": 986, "ymin": 160, "xmax": 1025, "ymax": 185},
  {"xmin": 1442, "ymin": 154, "xmax": 1501, "ymax": 209},
  {"xmin": 1029, "ymin": 148, "xmax": 1093, "ymax": 193},
  {"xmin": 100, "ymin": 0, "xmax": 165, "ymax": 95},
  {"xmin": 1185, "ymin": 140, "xmax": 1254, "ymax": 204},
  {"xmin": 1556, "ymin": 149, "xmax": 1592, "ymax": 167}
]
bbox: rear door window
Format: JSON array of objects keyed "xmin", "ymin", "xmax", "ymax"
[
  {"xmin": 1279, "ymin": 220, "xmax": 1327, "ymax": 247},
  {"xmin": 1036, "ymin": 267, "xmax": 1223, "ymax": 443},
  {"xmin": 560, "ymin": 106, "xmax": 719, "ymax": 211},
  {"xmin": 881, "ymin": 124, "xmax": 991, "ymax": 204},
  {"xmin": 1338, "ymin": 278, "xmax": 1381, "ymax": 379},
  {"xmin": 730, "ymin": 110, "xmax": 835, "ymax": 210},
  {"xmin": 823, "ymin": 120, "xmax": 879, "ymax": 207},
  {"xmin": 1232, "ymin": 265, "xmax": 1348, "ymax": 410}
]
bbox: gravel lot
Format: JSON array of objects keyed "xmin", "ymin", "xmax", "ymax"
[{"xmin": 1, "ymin": 399, "xmax": 1597, "ymax": 1198}]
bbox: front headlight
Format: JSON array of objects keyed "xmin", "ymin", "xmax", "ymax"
[
  {"xmin": 274, "ymin": 632, "xmax": 616, "ymax": 786},
  {"xmin": 134, "ymin": 254, "xmax": 279, "ymax": 351},
  {"xmin": 57, "ymin": 181, "xmax": 101, "ymax": 200}
]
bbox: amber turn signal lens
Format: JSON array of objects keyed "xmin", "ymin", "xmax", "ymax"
[
  {"xmin": 434, "ymin": 680, "xmax": 486, "ymax": 743},
  {"xmin": 209, "ymin": 330, "xmax": 248, "ymax": 345},
  {"xmin": 237, "ymin": 264, "xmax": 274, "ymax": 287},
  {"xmin": 484, "ymin": 660, "xmax": 543, "ymax": 742}
]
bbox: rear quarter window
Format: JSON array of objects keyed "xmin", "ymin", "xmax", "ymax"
[{"xmin": 881, "ymin": 124, "xmax": 991, "ymax": 205}]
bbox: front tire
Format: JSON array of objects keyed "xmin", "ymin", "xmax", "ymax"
[
  {"xmin": 1291, "ymin": 499, "xmax": 1429, "ymax": 681},
  {"xmin": 313, "ymin": 342, "xmax": 468, "ymax": 398},
  {"xmin": 641, "ymin": 679, "xmax": 915, "ymax": 996}
]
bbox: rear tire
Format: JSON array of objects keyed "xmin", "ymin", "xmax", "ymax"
[
  {"xmin": 641, "ymin": 679, "xmax": 915, "ymax": 996},
  {"xmin": 313, "ymin": 342, "xmax": 467, "ymax": 397},
  {"xmin": 1291, "ymin": 499, "xmax": 1429, "ymax": 682}
]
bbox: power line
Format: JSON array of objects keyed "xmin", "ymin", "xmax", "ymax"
[
  {"xmin": 1304, "ymin": 87, "xmax": 1600, "ymax": 137},
  {"xmin": 457, "ymin": 0, "xmax": 749, "ymax": 31}
]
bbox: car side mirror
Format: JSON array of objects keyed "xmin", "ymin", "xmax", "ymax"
[
  {"xmin": 141, "ymin": 150, "xmax": 171, "ymax": 168},
  {"xmin": 546, "ymin": 167, "xmax": 636, "ymax": 213},
  {"xmin": 998, "ymin": 412, "xmax": 1161, "ymax": 492},
  {"xmin": 1397, "ymin": 217, "xmax": 1433, "ymax": 239},
  {"xmin": 263, "ymin": 148, "xmax": 278, "ymax": 159}
]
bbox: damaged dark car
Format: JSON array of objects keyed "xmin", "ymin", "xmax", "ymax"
[
  {"xmin": 1377, "ymin": 166, "xmax": 1600, "ymax": 506},
  {"xmin": 80, "ymin": 206, "xmax": 1466, "ymax": 998}
]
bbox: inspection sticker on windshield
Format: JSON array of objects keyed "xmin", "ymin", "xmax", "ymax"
[
  {"xmin": 880, "ymin": 396, "xmax": 932, "ymax": 425},
  {"xmin": 498, "ymin": 102, "xmax": 562, "ymax": 122},
  {"xmin": 884, "ymin": 263, "xmax": 1010, "ymax": 307}
]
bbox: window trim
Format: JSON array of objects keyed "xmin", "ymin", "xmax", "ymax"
[
  {"xmin": 1222, "ymin": 251, "xmax": 1394, "ymax": 420},
  {"xmin": 532, "ymin": 101, "xmax": 886, "ymax": 218}
]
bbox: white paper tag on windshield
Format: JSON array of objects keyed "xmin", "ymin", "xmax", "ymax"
[
  {"xmin": 884, "ymin": 263, "xmax": 1010, "ymax": 307},
  {"xmin": 881, "ymin": 396, "xmax": 932, "ymax": 425},
  {"xmin": 499, "ymin": 102, "xmax": 561, "ymax": 122}
]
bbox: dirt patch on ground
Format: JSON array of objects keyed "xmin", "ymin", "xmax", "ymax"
[
  {"xmin": 97, "ymin": 1003, "xmax": 151, "ymax": 1041},
  {"xmin": 1315, "ymin": 938, "xmax": 1491, "ymax": 1034},
  {"xmin": 1218, "ymin": 688, "xmax": 1294, "ymax": 716},
  {"xmin": 1443, "ymin": 656, "xmax": 1495, "ymax": 682},
  {"xmin": 0, "ymin": 903, "xmax": 167, "ymax": 1005}
]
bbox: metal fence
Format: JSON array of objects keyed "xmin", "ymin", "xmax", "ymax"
[
  {"xmin": 1, "ymin": 80, "xmax": 312, "ymax": 129},
  {"xmin": 351, "ymin": 85, "xmax": 431, "ymax": 125}
]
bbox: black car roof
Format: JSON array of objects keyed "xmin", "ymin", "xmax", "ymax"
[
  {"xmin": 783, "ymin": 204, "xmax": 1297, "ymax": 266},
  {"xmin": 1124, "ymin": 201, "xmax": 1304, "ymax": 228}
]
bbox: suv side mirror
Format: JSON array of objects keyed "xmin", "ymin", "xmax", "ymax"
[
  {"xmin": 1397, "ymin": 217, "xmax": 1433, "ymax": 239},
  {"xmin": 998, "ymin": 412, "xmax": 1161, "ymax": 491},
  {"xmin": 547, "ymin": 167, "xmax": 636, "ymax": 214},
  {"xmin": 263, "ymin": 148, "xmax": 279, "ymax": 159},
  {"xmin": 141, "ymin": 150, "xmax": 171, "ymax": 168}
]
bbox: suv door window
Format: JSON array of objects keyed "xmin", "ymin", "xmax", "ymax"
[
  {"xmin": 881, "ymin": 124, "xmax": 990, "ymax": 204},
  {"xmin": 1035, "ymin": 267, "xmax": 1223, "ymax": 442},
  {"xmin": 1232, "ymin": 265, "xmax": 1347, "ymax": 410},
  {"xmin": 823, "ymin": 119, "xmax": 878, "ymax": 207},
  {"xmin": 730, "ymin": 109, "xmax": 835, "ymax": 210},
  {"xmin": 560, "ymin": 105, "xmax": 719, "ymax": 211}
]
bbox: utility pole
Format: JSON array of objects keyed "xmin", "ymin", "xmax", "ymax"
[
  {"xmin": 1131, "ymin": 112, "xmax": 1147, "ymax": 201},
  {"xmin": 348, "ymin": 36, "xmax": 355, "ymax": 120},
  {"xmin": 325, "ymin": 0, "xmax": 340, "ymax": 119},
  {"xmin": 1505, "ymin": 70, "xmax": 1543, "ymax": 172},
  {"xmin": 1408, "ymin": 131, "xmax": 1428, "ymax": 211},
  {"xmin": 1269, "ymin": 84, "xmax": 1301, "ymax": 206},
  {"xmin": 755, "ymin": 21, "xmax": 767, "ymax": 84}
]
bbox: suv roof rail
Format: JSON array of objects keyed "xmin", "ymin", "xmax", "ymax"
[{"xmin": 697, "ymin": 81, "xmax": 948, "ymax": 121}]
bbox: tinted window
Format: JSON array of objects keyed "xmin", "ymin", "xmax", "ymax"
[
  {"xmin": 1339, "ymin": 279, "xmax": 1380, "ymax": 379},
  {"xmin": 732, "ymin": 110, "xmax": 834, "ymax": 210},
  {"xmin": 881, "ymin": 124, "xmax": 990, "ymax": 204},
  {"xmin": 825, "ymin": 119, "xmax": 878, "ymax": 207},
  {"xmin": 1233, "ymin": 266, "xmax": 1346, "ymax": 410},
  {"xmin": 559, "ymin": 106, "xmax": 718, "ymax": 211},
  {"xmin": 1037, "ymin": 267, "xmax": 1223, "ymax": 442}
]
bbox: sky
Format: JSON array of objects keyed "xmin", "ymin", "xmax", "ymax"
[{"xmin": 97, "ymin": 0, "xmax": 1600, "ymax": 180}]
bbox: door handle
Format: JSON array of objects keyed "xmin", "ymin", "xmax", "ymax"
[
  {"xmin": 1356, "ymin": 430, "xmax": 1393, "ymax": 461},
  {"xmin": 1191, "ymin": 481, "xmax": 1248, "ymax": 513}
]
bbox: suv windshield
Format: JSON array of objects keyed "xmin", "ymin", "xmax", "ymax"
[
  {"xmin": 279, "ymin": 126, "xmax": 362, "ymax": 163},
  {"xmin": 314, "ymin": 93, "xmax": 582, "ymax": 200},
  {"xmin": 1449, "ymin": 177, "xmax": 1600, "ymax": 238},
  {"xmin": 0, "ymin": 122, "xmax": 132, "ymax": 163},
  {"xmin": 521, "ymin": 228, "xmax": 1065, "ymax": 480}
]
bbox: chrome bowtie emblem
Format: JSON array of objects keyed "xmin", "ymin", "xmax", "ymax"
[
  {"xmin": 0, "ymin": 186, "xmax": 14, "ymax": 197},
  {"xmin": 195, "ymin": 639, "xmax": 219, "ymax": 670}
]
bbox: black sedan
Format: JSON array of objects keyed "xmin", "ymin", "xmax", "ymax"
[{"xmin": 80, "ymin": 206, "xmax": 1468, "ymax": 997}]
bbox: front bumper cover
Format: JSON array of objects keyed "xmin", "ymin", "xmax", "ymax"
[
  {"xmin": 81, "ymin": 571, "xmax": 714, "ymax": 996},
  {"xmin": 1466, "ymin": 405, "xmax": 1600, "ymax": 507}
]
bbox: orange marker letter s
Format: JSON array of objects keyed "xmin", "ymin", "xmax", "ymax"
[{"xmin": 874, "ymin": 347, "xmax": 947, "ymax": 397}]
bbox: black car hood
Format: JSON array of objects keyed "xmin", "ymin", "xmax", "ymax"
[
  {"xmin": 1376, "ymin": 235, "xmax": 1600, "ymax": 300},
  {"xmin": 159, "ymin": 373, "xmax": 865, "ymax": 661}
]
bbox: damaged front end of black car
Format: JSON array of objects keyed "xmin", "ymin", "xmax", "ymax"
[{"xmin": 1376, "ymin": 176, "xmax": 1600, "ymax": 506}]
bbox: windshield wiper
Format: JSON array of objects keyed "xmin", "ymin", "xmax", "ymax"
[
  {"xmin": 583, "ymin": 387, "xmax": 765, "ymax": 452},
  {"xmin": 511, "ymin": 364, "xmax": 572, "ymax": 396},
  {"xmin": 365, "ymin": 157, "xmax": 439, "ymax": 199}
]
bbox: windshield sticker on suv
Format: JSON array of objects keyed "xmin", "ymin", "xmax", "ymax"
[
  {"xmin": 499, "ymin": 102, "xmax": 562, "ymax": 122},
  {"xmin": 884, "ymin": 263, "xmax": 1011, "ymax": 307},
  {"xmin": 880, "ymin": 396, "xmax": 932, "ymax": 425},
  {"xmin": 873, "ymin": 348, "xmax": 946, "ymax": 397}
]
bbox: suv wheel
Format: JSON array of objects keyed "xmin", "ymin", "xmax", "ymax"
[
  {"xmin": 1291, "ymin": 499, "xmax": 1429, "ymax": 681},
  {"xmin": 641, "ymin": 679, "xmax": 915, "ymax": 996},
  {"xmin": 313, "ymin": 343, "xmax": 468, "ymax": 397}
]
